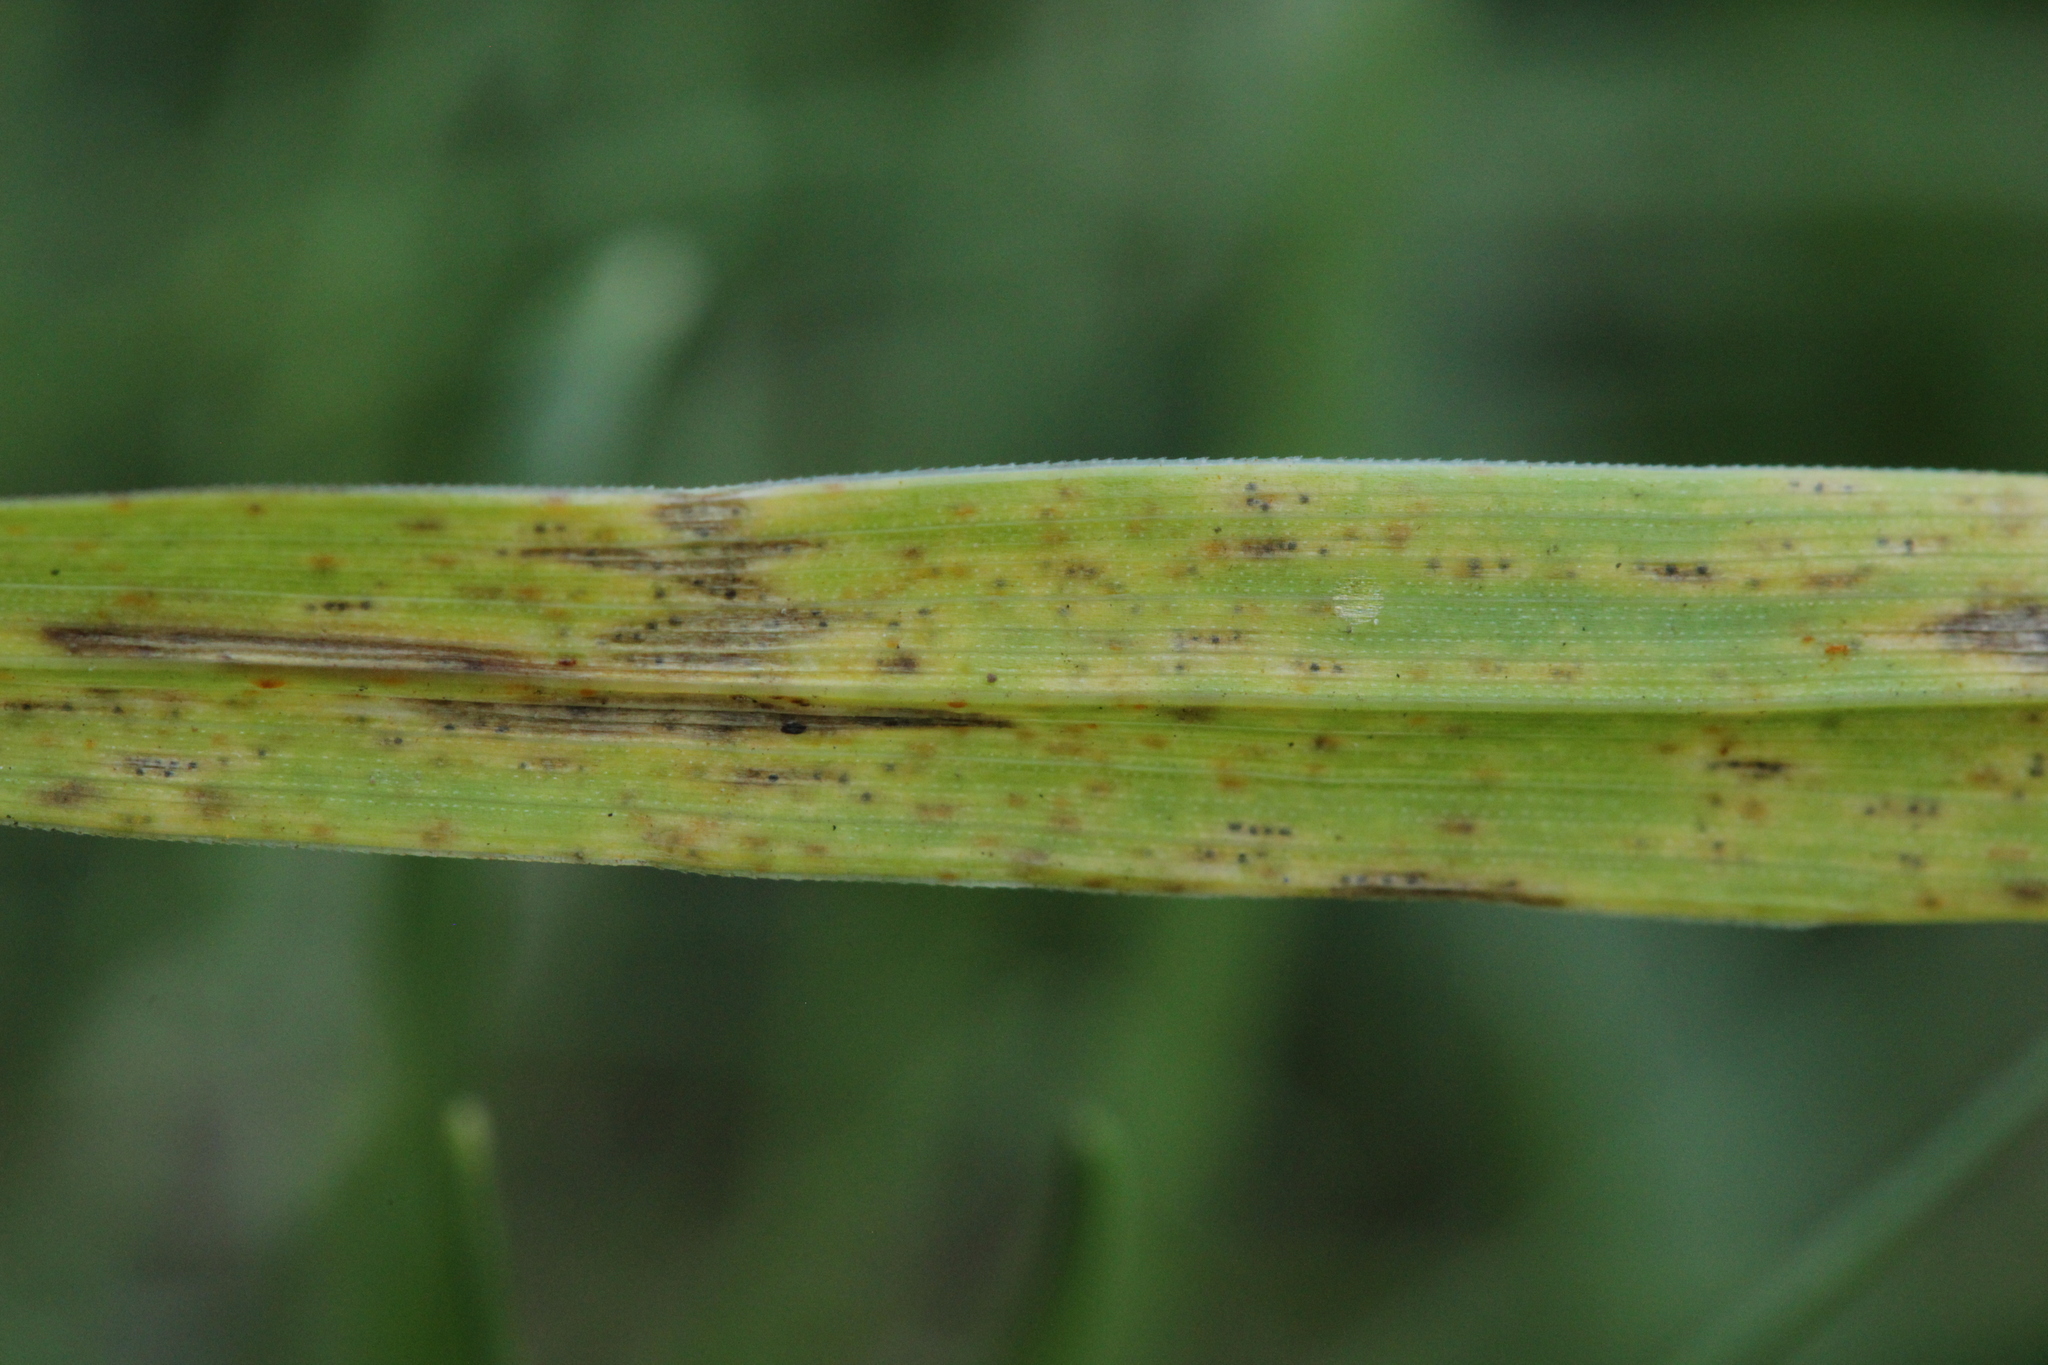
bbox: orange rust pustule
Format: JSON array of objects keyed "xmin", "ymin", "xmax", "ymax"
[{"xmin": 44, "ymin": 626, "xmax": 538, "ymax": 674}]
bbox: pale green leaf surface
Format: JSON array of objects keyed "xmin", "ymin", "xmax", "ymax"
[{"xmin": 1, "ymin": 460, "xmax": 2043, "ymax": 921}]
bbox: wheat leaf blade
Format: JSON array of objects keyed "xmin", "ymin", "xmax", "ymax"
[{"xmin": 0, "ymin": 460, "xmax": 2042, "ymax": 920}]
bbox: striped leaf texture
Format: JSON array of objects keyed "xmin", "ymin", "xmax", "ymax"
[{"xmin": 2, "ymin": 461, "xmax": 2044, "ymax": 921}]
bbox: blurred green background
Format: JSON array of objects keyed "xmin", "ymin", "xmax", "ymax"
[{"xmin": 4, "ymin": 1, "xmax": 2048, "ymax": 1361}]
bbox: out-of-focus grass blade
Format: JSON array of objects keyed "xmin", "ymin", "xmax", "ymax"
[
  {"xmin": 1664, "ymin": 1021, "xmax": 2048, "ymax": 1365},
  {"xmin": 1012, "ymin": 1106, "xmax": 1138, "ymax": 1365},
  {"xmin": 0, "ymin": 460, "xmax": 2044, "ymax": 920},
  {"xmin": 442, "ymin": 1096, "xmax": 519, "ymax": 1365}
]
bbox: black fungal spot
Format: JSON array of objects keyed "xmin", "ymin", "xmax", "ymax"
[
  {"xmin": 780, "ymin": 721, "xmax": 808, "ymax": 735},
  {"xmin": 1637, "ymin": 563, "xmax": 1714, "ymax": 582},
  {"xmin": 122, "ymin": 756, "xmax": 199, "ymax": 778}
]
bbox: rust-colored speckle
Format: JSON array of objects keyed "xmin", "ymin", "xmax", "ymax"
[{"xmin": 878, "ymin": 654, "xmax": 920, "ymax": 674}]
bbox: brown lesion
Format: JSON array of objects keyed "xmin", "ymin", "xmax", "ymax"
[
  {"xmin": 407, "ymin": 694, "xmax": 1012, "ymax": 739},
  {"xmin": 187, "ymin": 786, "xmax": 233, "ymax": 821},
  {"xmin": 599, "ymin": 605, "xmax": 830, "ymax": 669},
  {"xmin": 1708, "ymin": 759, "xmax": 1790, "ymax": 779},
  {"xmin": 1330, "ymin": 870, "xmax": 1566, "ymax": 907},
  {"xmin": 1804, "ymin": 566, "xmax": 1873, "ymax": 591},
  {"xmin": 654, "ymin": 496, "xmax": 751, "ymax": 538},
  {"xmin": 46, "ymin": 626, "xmax": 536, "ymax": 674},
  {"xmin": 38, "ymin": 779, "xmax": 98, "ymax": 807},
  {"xmin": 521, "ymin": 539, "xmax": 819, "ymax": 601},
  {"xmin": 1635, "ymin": 562, "xmax": 1714, "ymax": 583},
  {"xmin": 119, "ymin": 756, "xmax": 200, "ymax": 779},
  {"xmin": 1930, "ymin": 602, "xmax": 2048, "ymax": 661}
]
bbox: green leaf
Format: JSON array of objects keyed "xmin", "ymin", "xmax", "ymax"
[{"xmin": 0, "ymin": 460, "xmax": 2043, "ymax": 920}]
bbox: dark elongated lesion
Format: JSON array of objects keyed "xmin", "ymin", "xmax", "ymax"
[
  {"xmin": 44, "ymin": 626, "xmax": 538, "ymax": 673},
  {"xmin": 521, "ymin": 540, "xmax": 818, "ymax": 601},
  {"xmin": 654, "ymin": 496, "xmax": 751, "ymax": 538},
  {"xmin": 599, "ymin": 606, "xmax": 830, "ymax": 670},
  {"xmin": 408, "ymin": 695, "xmax": 1012, "ymax": 739},
  {"xmin": 1331, "ymin": 870, "xmax": 1566, "ymax": 907},
  {"xmin": 1932, "ymin": 603, "xmax": 2048, "ymax": 660}
]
